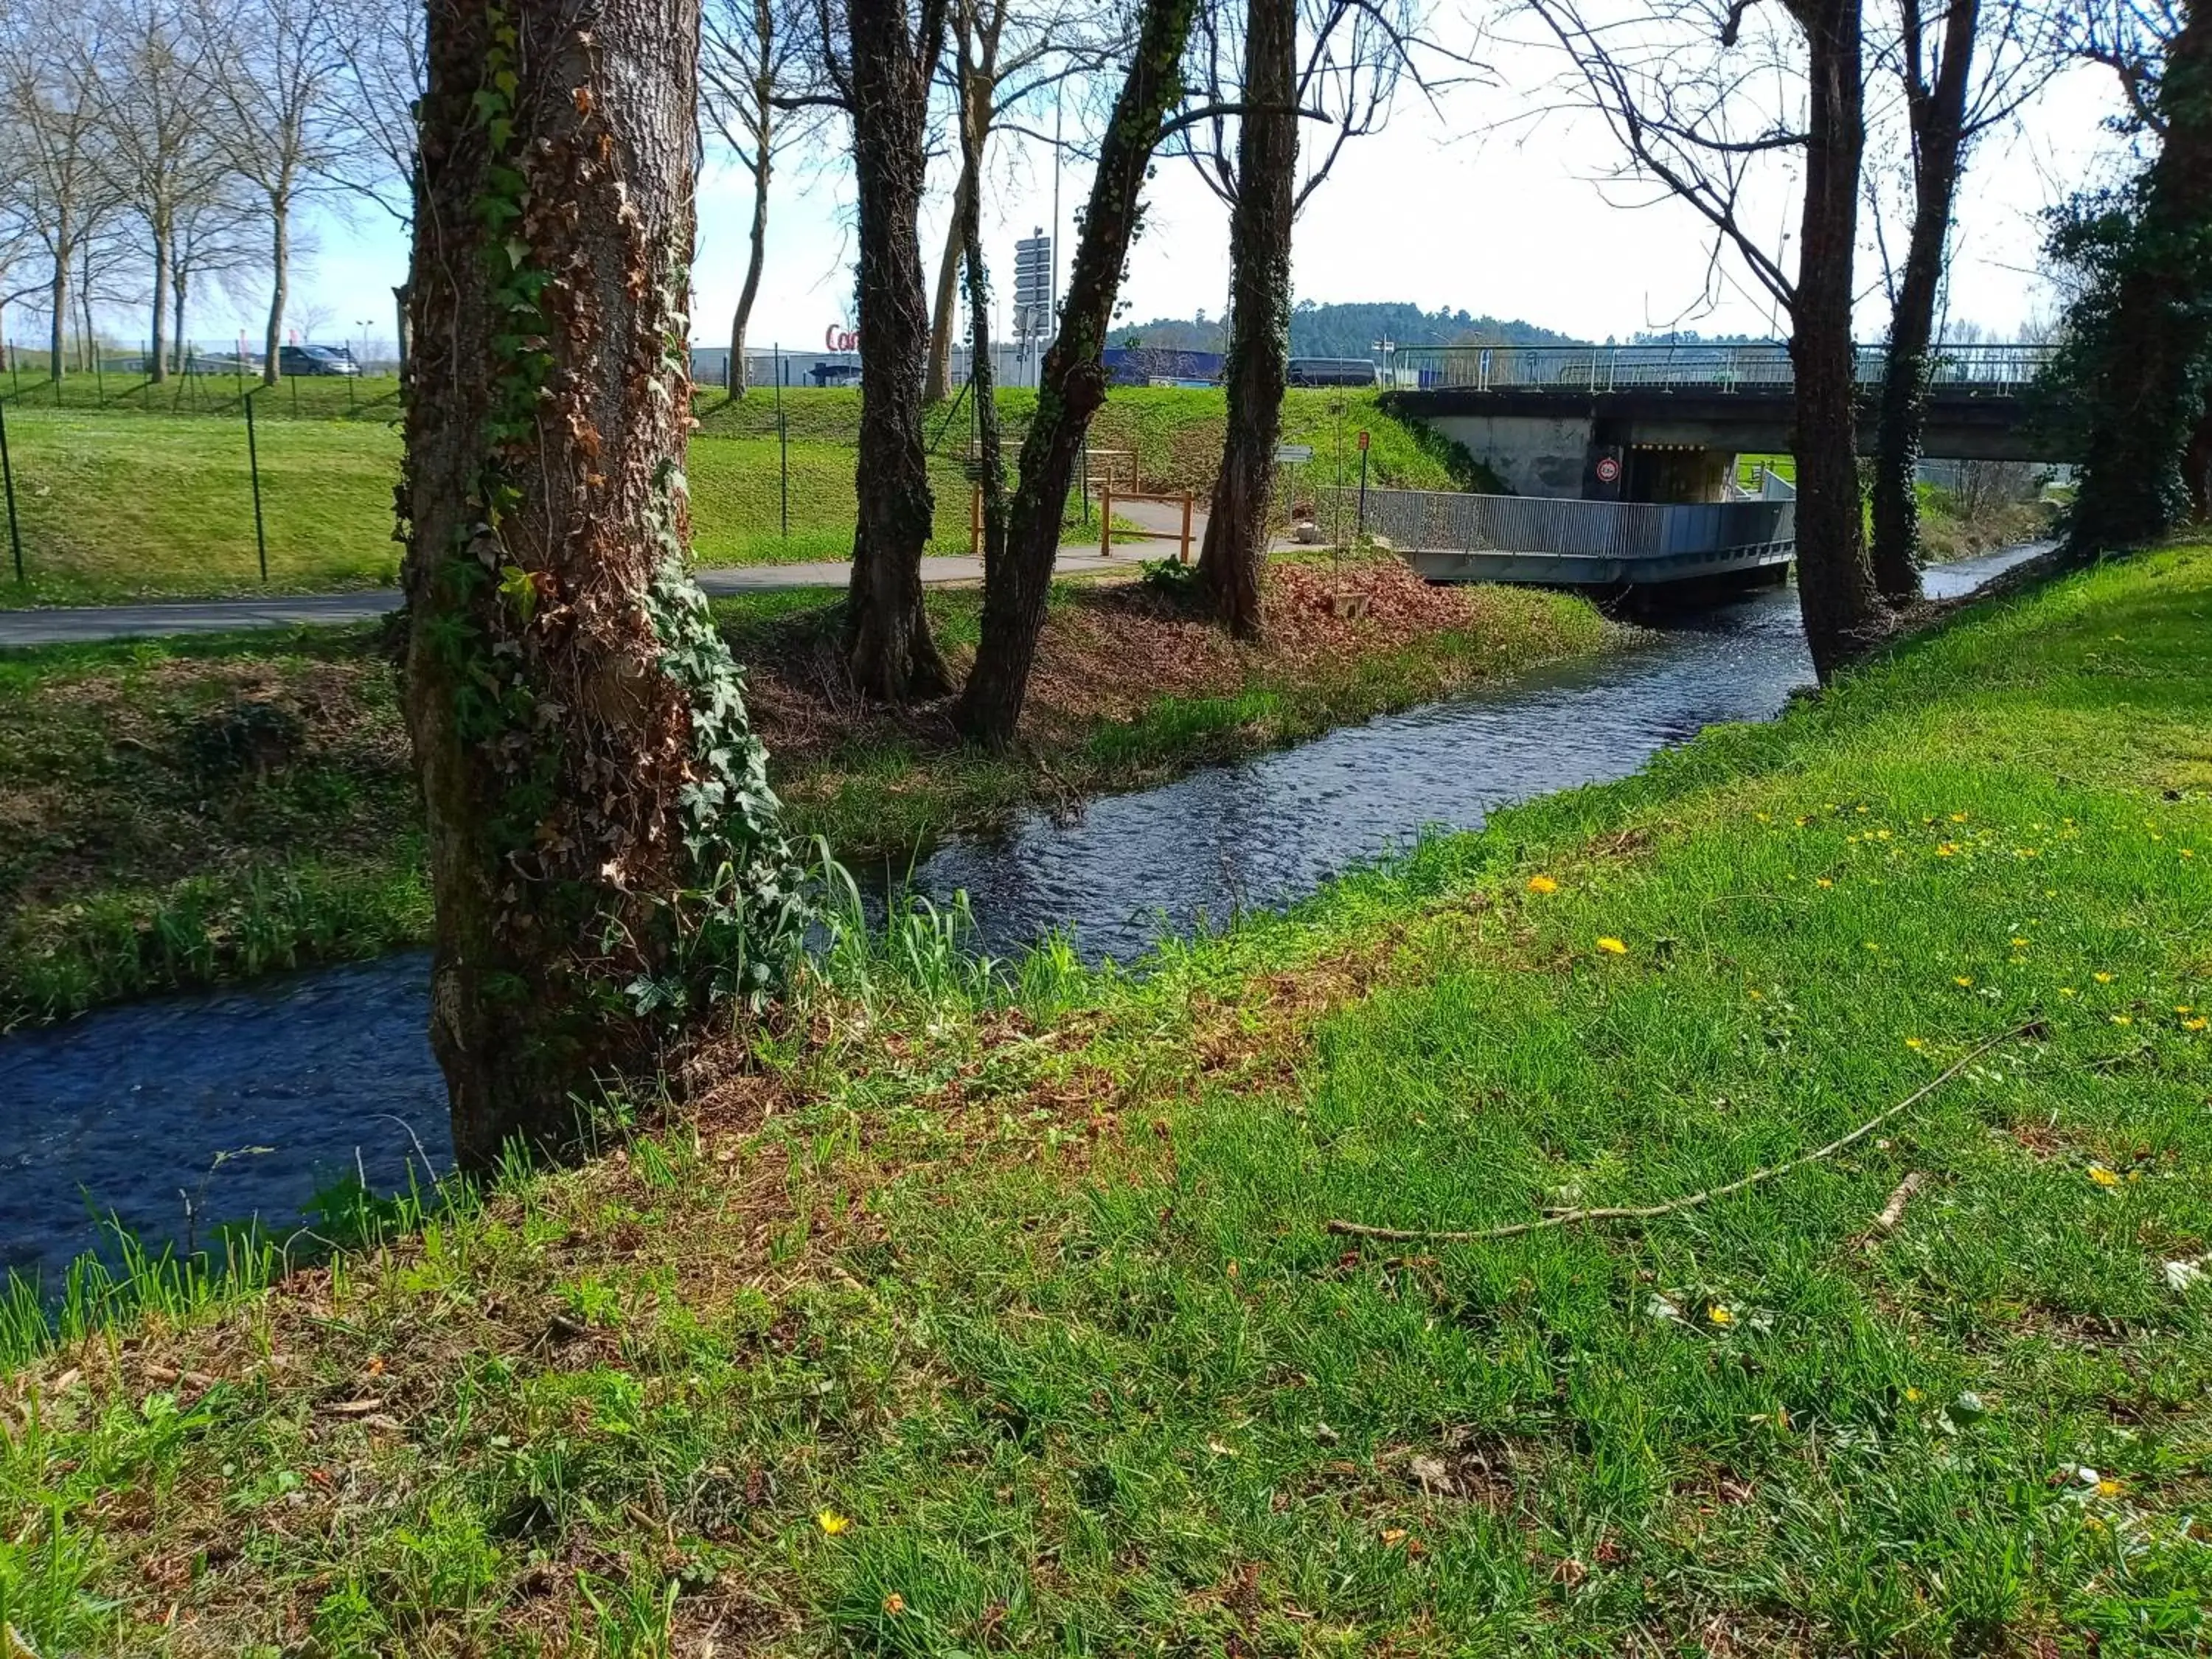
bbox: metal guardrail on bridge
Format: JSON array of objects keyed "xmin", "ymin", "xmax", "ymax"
[
  {"xmin": 1392, "ymin": 342, "xmax": 2055, "ymax": 394},
  {"xmin": 1328, "ymin": 485, "xmax": 1795, "ymax": 562}
]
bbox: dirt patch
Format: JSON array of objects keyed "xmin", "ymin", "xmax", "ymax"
[{"xmin": 737, "ymin": 556, "xmax": 1482, "ymax": 764}]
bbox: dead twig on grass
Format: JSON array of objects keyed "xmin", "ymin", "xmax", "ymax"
[
  {"xmin": 1867, "ymin": 1170, "xmax": 1927, "ymax": 1237},
  {"xmin": 1327, "ymin": 1025, "xmax": 2037, "ymax": 1247}
]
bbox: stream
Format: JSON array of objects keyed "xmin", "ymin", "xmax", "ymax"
[{"xmin": 0, "ymin": 546, "xmax": 2045, "ymax": 1286}]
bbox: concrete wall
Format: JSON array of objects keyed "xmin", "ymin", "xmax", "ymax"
[{"xmin": 1426, "ymin": 412, "xmax": 1594, "ymax": 498}]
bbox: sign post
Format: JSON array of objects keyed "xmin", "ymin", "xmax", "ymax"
[{"xmin": 1012, "ymin": 230, "xmax": 1052, "ymax": 388}]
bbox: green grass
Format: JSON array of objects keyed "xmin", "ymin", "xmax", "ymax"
[
  {"xmin": 2, "ymin": 546, "xmax": 2206, "ymax": 1655},
  {"xmin": 0, "ymin": 568, "xmax": 1612, "ymax": 1025},
  {"xmin": 0, "ymin": 387, "xmax": 1470, "ymax": 603}
]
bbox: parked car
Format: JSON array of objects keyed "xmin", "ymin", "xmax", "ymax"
[{"xmin": 279, "ymin": 344, "xmax": 362, "ymax": 377}]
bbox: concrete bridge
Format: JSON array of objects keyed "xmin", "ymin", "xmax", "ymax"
[{"xmin": 1385, "ymin": 342, "xmax": 2062, "ymax": 501}]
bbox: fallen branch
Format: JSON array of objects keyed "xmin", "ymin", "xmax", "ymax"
[{"xmin": 1327, "ymin": 1025, "xmax": 2034, "ymax": 1246}]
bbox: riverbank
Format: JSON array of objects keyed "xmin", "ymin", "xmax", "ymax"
[
  {"xmin": 4, "ymin": 543, "xmax": 2204, "ymax": 1654},
  {"xmin": 0, "ymin": 554, "xmax": 1616, "ymax": 1026}
]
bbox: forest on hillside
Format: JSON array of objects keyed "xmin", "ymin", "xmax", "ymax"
[{"xmin": 1116, "ymin": 300, "xmax": 1582, "ymax": 357}]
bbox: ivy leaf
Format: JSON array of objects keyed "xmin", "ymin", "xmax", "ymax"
[{"xmin": 498, "ymin": 563, "xmax": 539, "ymax": 623}]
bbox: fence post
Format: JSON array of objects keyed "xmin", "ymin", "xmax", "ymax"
[
  {"xmin": 243, "ymin": 387, "xmax": 269, "ymax": 582},
  {"xmin": 1099, "ymin": 487, "xmax": 1112, "ymax": 558},
  {"xmin": 1079, "ymin": 447, "xmax": 1089, "ymax": 524},
  {"xmin": 1179, "ymin": 492, "xmax": 1193, "ymax": 564},
  {"xmin": 0, "ymin": 395, "xmax": 23, "ymax": 583},
  {"xmin": 970, "ymin": 484, "xmax": 983, "ymax": 557},
  {"xmin": 1357, "ymin": 442, "xmax": 1369, "ymax": 537}
]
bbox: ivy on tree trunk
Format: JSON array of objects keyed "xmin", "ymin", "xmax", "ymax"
[
  {"xmin": 403, "ymin": 0, "xmax": 808, "ymax": 1172},
  {"xmin": 2057, "ymin": 0, "xmax": 2212, "ymax": 557},
  {"xmin": 1193, "ymin": 0, "xmax": 1296, "ymax": 639},
  {"xmin": 844, "ymin": 0, "xmax": 955, "ymax": 700},
  {"xmin": 956, "ymin": 0, "xmax": 1198, "ymax": 746}
]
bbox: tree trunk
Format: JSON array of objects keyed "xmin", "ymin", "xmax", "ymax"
[
  {"xmin": 959, "ymin": 59, "xmax": 1006, "ymax": 577},
  {"xmin": 924, "ymin": 156, "xmax": 976, "ymax": 405},
  {"xmin": 957, "ymin": 0, "xmax": 1197, "ymax": 745},
  {"xmin": 2066, "ymin": 0, "xmax": 2212, "ymax": 557},
  {"xmin": 403, "ymin": 0, "xmax": 807, "ymax": 1172},
  {"xmin": 172, "ymin": 270, "xmax": 189, "ymax": 373},
  {"xmin": 1868, "ymin": 0, "xmax": 1976, "ymax": 602},
  {"xmin": 262, "ymin": 185, "xmax": 289, "ymax": 386},
  {"xmin": 843, "ymin": 0, "xmax": 954, "ymax": 700},
  {"xmin": 1785, "ymin": 0, "xmax": 1884, "ymax": 681},
  {"xmin": 1193, "ymin": 0, "xmax": 1295, "ymax": 639},
  {"xmin": 150, "ymin": 219, "xmax": 171, "ymax": 386},
  {"xmin": 48, "ymin": 198, "xmax": 69, "ymax": 380},
  {"xmin": 728, "ymin": 145, "xmax": 771, "ymax": 395}
]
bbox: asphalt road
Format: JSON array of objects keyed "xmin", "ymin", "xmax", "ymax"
[{"xmin": 0, "ymin": 547, "xmax": 1151, "ymax": 648}]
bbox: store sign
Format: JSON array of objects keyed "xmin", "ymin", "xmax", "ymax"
[{"xmin": 824, "ymin": 324, "xmax": 860, "ymax": 352}]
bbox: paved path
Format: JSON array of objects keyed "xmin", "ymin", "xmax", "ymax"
[{"xmin": 0, "ymin": 546, "xmax": 1154, "ymax": 649}]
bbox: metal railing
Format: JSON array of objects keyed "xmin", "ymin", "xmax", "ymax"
[
  {"xmin": 1324, "ymin": 484, "xmax": 1795, "ymax": 561},
  {"xmin": 1392, "ymin": 341, "xmax": 2055, "ymax": 394}
]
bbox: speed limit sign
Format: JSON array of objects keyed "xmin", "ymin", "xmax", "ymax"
[{"xmin": 1594, "ymin": 455, "xmax": 1621, "ymax": 484}]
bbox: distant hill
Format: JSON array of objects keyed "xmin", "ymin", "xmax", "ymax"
[{"xmin": 1113, "ymin": 301, "xmax": 1582, "ymax": 358}]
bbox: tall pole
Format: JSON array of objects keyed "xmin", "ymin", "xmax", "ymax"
[
  {"xmin": 0, "ymin": 396, "xmax": 24, "ymax": 583},
  {"xmin": 1051, "ymin": 85, "xmax": 1062, "ymax": 360},
  {"xmin": 244, "ymin": 387, "xmax": 269, "ymax": 581}
]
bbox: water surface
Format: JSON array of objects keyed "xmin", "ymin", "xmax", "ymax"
[{"xmin": 0, "ymin": 546, "xmax": 2045, "ymax": 1283}]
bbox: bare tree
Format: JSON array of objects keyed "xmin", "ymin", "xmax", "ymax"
[
  {"xmin": 404, "ymin": 0, "xmax": 809, "ymax": 1168},
  {"xmin": 167, "ymin": 184, "xmax": 262, "ymax": 366},
  {"xmin": 330, "ymin": 0, "xmax": 425, "ymax": 363},
  {"xmin": 700, "ymin": 0, "xmax": 825, "ymax": 394},
  {"xmin": 1177, "ymin": 0, "xmax": 1440, "ymax": 635},
  {"xmin": 1523, "ymin": 0, "xmax": 1885, "ymax": 678},
  {"xmin": 199, "ymin": 0, "xmax": 352, "ymax": 383},
  {"xmin": 957, "ymin": 0, "xmax": 1200, "ymax": 744},
  {"xmin": 919, "ymin": 0, "xmax": 1118, "ymax": 403},
  {"xmin": 90, "ymin": 0, "xmax": 230, "ymax": 381},
  {"xmin": 1864, "ymin": 0, "xmax": 2054, "ymax": 600},
  {"xmin": 0, "ymin": 0, "xmax": 117, "ymax": 378},
  {"xmin": 2063, "ymin": 0, "xmax": 2182, "ymax": 130}
]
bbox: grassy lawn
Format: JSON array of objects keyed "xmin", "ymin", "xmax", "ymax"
[
  {"xmin": 0, "ymin": 389, "xmax": 1469, "ymax": 604},
  {"xmin": 2, "ymin": 546, "xmax": 2206, "ymax": 1654},
  {"xmin": 0, "ymin": 561, "xmax": 1612, "ymax": 1026}
]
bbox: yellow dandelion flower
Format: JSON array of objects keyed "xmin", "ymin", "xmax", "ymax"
[
  {"xmin": 1755, "ymin": 812, "xmax": 1771, "ymax": 823},
  {"xmin": 1905, "ymin": 1037, "xmax": 1927, "ymax": 1050},
  {"xmin": 2185, "ymin": 1018, "xmax": 2208, "ymax": 1032},
  {"xmin": 2178, "ymin": 1006, "xmax": 2194, "ymax": 1014},
  {"xmin": 1747, "ymin": 988, "xmax": 1764, "ymax": 1001},
  {"xmin": 2094, "ymin": 972, "xmax": 2115, "ymax": 984},
  {"xmin": 1905, "ymin": 1387, "xmax": 1925, "ymax": 1403},
  {"xmin": 1707, "ymin": 1305, "xmax": 1734, "ymax": 1326},
  {"xmin": 1526, "ymin": 874, "xmax": 1559, "ymax": 894},
  {"xmin": 2184, "ymin": 849, "xmax": 2197, "ymax": 858},
  {"xmin": 1955, "ymin": 975, "xmax": 1974, "ymax": 987},
  {"xmin": 2112, "ymin": 1015, "xmax": 2134, "ymax": 1026},
  {"xmin": 1816, "ymin": 877, "xmax": 1834, "ymax": 888},
  {"xmin": 2060, "ymin": 987, "xmax": 2077, "ymax": 997},
  {"xmin": 1937, "ymin": 844, "xmax": 1958, "ymax": 857},
  {"xmin": 2097, "ymin": 1478, "xmax": 2124, "ymax": 1500},
  {"xmin": 1950, "ymin": 812, "xmax": 1969, "ymax": 822},
  {"xmin": 818, "ymin": 1510, "xmax": 852, "ymax": 1536},
  {"xmin": 2011, "ymin": 937, "xmax": 2030, "ymax": 948},
  {"xmin": 883, "ymin": 1593, "xmax": 906, "ymax": 1615},
  {"xmin": 2087, "ymin": 1166, "xmax": 2121, "ymax": 1187},
  {"xmin": 1596, "ymin": 937, "xmax": 1628, "ymax": 955}
]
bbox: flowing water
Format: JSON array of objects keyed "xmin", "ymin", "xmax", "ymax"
[{"xmin": 0, "ymin": 546, "xmax": 2046, "ymax": 1285}]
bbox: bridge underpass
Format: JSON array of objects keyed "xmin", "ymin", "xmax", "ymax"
[{"xmin": 1382, "ymin": 342, "xmax": 2065, "ymax": 501}]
